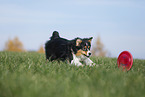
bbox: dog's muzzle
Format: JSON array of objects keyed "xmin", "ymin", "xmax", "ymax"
[{"xmin": 84, "ymin": 51, "xmax": 91, "ymax": 57}]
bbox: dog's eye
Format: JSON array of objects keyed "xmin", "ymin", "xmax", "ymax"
[
  {"xmin": 83, "ymin": 45, "xmax": 91, "ymax": 51},
  {"xmin": 83, "ymin": 46, "xmax": 87, "ymax": 51}
]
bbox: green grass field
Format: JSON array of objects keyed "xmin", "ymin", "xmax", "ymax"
[{"xmin": 0, "ymin": 51, "xmax": 144, "ymax": 97}]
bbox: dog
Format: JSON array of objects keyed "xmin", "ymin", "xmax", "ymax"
[{"xmin": 45, "ymin": 31, "xmax": 95, "ymax": 66}]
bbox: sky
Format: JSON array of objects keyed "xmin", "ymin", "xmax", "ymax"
[{"xmin": 0, "ymin": 0, "xmax": 145, "ymax": 59}]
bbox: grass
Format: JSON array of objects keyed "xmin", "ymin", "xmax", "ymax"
[{"xmin": 0, "ymin": 51, "xmax": 145, "ymax": 97}]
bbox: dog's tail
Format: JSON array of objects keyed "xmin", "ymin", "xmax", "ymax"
[{"xmin": 50, "ymin": 31, "xmax": 60, "ymax": 40}]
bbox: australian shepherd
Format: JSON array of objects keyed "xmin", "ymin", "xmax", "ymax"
[{"xmin": 45, "ymin": 31, "xmax": 95, "ymax": 66}]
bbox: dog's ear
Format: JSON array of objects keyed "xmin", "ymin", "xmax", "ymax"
[
  {"xmin": 88, "ymin": 37, "xmax": 93, "ymax": 43},
  {"xmin": 76, "ymin": 38, "xmax": 82, "ymax": 46}
]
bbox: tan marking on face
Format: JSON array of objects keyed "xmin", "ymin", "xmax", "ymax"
[
  {"xmin": 81, "ymin": 51, "xmax": 88, "ymax": 55},
  {"xmin": 76, "ymin": 50, "xmax": 88, "ymax": 56},
  {"xmin": 75, "ymin": 50, "xmax": 82, "ymax": 56}
]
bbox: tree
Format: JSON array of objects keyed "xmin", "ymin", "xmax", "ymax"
[
  {"xmin": 5, "ymin": 37, "xmax": 25, "ymax": 52},
  {"xmin": 91, "ymin": 36, "xmax": 107, "ymax": 57},
  {"xmin": 37, "ymin": 45, "xmax": 45, "ymax": 53}
]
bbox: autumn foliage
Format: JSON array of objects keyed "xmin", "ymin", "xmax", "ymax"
[
  {"xmin": 37, "ymin": 45, "xmax": 45, "ymax": 53},
  {"xmin": 5, "ymin": 37, "xmax": 25, "ymax": 52},
  {"xmin": 91, "ymin": 36, "xmax": 107, "ymax": 57}
]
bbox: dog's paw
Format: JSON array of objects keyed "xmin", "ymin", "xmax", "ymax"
[
  {"xmin": 76, "ymin": 62, "xmax": 83, "ymax": 67},
  {"xmin": 89, "ymin": 63, "xmax": 96, "ymax": 67},
  {"xmin": 89, "ymin": 63, "xmax": 102, "ymax": 67},
  {"xmin": 93, "ymin": 63, "xmax": 102, "ymax": 67},
  {"xmin": 71, "ymin": 60, "xmax": 74, "ymax": 64},
  {"xmin": 71, "ymin": 60, "xmax": 83, "ymax": 66}
]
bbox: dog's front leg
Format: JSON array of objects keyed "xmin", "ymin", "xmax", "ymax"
[
  {"xmin": 71, "ymin": 54, "xmax": 83, "ymax": 66},
  {"xmin": 84, "ymin": 58, "xmax": 95, "ymax": 66}
]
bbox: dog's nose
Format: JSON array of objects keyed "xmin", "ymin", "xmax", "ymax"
[{"xmin": 89, "ymin": 52, "xmax": 91, "ymax": 56}]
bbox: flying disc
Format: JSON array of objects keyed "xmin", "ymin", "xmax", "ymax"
[{"xmin": 117, "ymin": 51, "xmax": 133, "ymax": 71}]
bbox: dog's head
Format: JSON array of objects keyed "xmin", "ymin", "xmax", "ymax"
[{"xmin": 73, "ymin": 37, "xmax": 93, "ymax": 57}]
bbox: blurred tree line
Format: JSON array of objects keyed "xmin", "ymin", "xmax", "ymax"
[
  {"xmin": 4, "ymin": 37, "xmax": 45, "ymax": 53},
  {"xmin": 91, "ymin": 36, "xmax": 108, "ymax": 57},
  {"xmin": 4, "ymin": 36, "xmax": 108, "ymax": 57},
  {"xmin": 5, "ymin": 37, "xmax": 25, "ymax": 52}
]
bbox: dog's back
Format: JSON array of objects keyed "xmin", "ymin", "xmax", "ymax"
[{"xmin": 45, "ymin": 31, "xmax": 73, "ymax": 61}]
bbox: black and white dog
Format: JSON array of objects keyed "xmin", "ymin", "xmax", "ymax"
[{"xmin": 45, "ymin": 31, "xmax": 95, "ymax": 66}]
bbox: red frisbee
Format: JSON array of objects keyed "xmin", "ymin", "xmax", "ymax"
[{"xmin": 117, "ymin": 51, "xmax": 133, "ymax": 71}]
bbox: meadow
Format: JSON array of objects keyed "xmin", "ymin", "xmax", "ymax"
[{"xmin": 0, "ymin": 51, "xmax": 144, "ymax": 97}]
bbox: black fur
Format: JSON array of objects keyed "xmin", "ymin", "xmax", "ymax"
[
  {"xmin": 45, "ymin": 31, "xmax": 73, "ymax": 62},
  {"xmin": 45, "ymin": 31, "xmax": 92, "ymax": 62}
]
